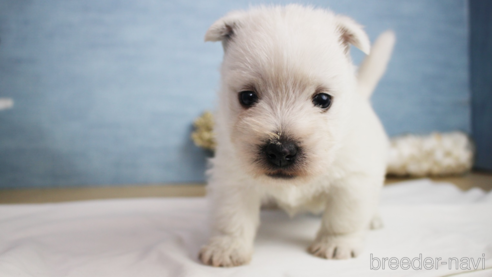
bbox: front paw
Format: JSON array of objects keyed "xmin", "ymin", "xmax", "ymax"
[
  {"xmin": 199, "ymin": 236, "xmax": 252, "ymax": 267},
  {"xmin": 308, "ymin": 233, "xmax": 364, "ymax": 260}
]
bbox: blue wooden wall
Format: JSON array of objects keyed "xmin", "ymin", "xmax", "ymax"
[
  {"xmin": 470, "ymin": 0, "xmax": 492, "ymax": 172},
  {"xmin": 0, "ymin": 0, "xmax": 469, "ymax": 188}
]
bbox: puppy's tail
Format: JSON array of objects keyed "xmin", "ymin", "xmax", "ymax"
[{"xmin": 357, "ymin": 30, "xmax": 396, "ymax": 99}]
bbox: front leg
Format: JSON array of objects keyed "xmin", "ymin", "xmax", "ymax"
[
  {"xmin": 308, "ymin": 175, "xmax": 381, "ymax": 259},
  {"xmin": 199, "ymin": 184, "xmax": 261, "ymax": 267}
]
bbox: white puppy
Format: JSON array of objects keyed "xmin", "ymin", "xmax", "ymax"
[{"xmin": 199, "ymin": 5, "xmax": 395, "ymax": 267}]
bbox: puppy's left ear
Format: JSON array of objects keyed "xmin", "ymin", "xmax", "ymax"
[
  {"xmin": 335, "ymin": 16, "xmax": 371, "ymax": 55},
  {"xmin": 204, "ymin": 11, "xmax": 245, "ymax": 46}
]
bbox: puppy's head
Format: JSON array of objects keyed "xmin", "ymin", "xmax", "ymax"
[{"xmin": 206, "ymin": 5, "xmax": 370, "ymax": 182}]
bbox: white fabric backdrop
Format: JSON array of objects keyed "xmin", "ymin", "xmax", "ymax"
[{"xmin": 0, "ymin": 179, "xmax": 491, "ymax": 277}]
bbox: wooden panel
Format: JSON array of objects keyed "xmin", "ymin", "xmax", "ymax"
[{"xmin": 470, "ymin": 0, "xmax": 492, "ymax": 171}]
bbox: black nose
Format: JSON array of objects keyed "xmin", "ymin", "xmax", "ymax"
[{"xmin": 264, "ymin": 140, "xmax": 298, "ymax": 168}]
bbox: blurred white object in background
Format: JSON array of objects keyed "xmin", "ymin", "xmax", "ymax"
[
  {"xmin": 387, "ymin": 132, "xmax": 473, "ymax": 177},
  {"xmin": 0, "ymin": 98, "xmax": 13, "ymax": 110}
]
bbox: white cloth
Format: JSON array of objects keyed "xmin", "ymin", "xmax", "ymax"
[{"xmin": 0, "ymin": 179, "xmax": 491, "ymax": 277}]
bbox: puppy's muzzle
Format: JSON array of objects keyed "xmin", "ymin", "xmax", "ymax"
[{"xmin": 264, "ymin": 140, "xmax": 298, "ymax": 168}]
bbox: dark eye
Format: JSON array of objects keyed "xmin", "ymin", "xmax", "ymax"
[
  {"xmin": 239, "ymin": 91, "xmax": 258, "ymax": 108},
  {"xmin": 312, "ymin": 93, "xmax": 332, "ymax": 109}
]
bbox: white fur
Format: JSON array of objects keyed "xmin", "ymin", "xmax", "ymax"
[
  {"xmin": 357, "ymin": 30, "xmax": 396, "ymax": 99},
  {"xmin": 387, "ymin": 132, "xmax": 473, "ymax": 177},
  {"xmin": 199, "ymin": 5, "xmax": 393, "ymax": 267}
]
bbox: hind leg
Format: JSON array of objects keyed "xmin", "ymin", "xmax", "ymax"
[{"xmin": 369, "ymin": 213, "xmax": 384, "ymax": 230}]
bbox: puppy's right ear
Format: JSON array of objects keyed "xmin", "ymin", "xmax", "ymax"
[
  {"xmin": 335, "ymin": 15, "xmax": 371, "ymax": 55},
  {"xmin": 204, "ymin": 12, "xmax": 245, "ymax": 45}
]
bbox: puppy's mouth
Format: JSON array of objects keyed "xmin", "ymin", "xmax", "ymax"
[{"xmin": 266, "ymin": 171, "xmax": 296, "ymax": 179}]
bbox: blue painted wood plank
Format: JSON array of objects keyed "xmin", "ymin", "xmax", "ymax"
[{"xmin": 470, "ymin": 0, "xmax": 492, "ymax": 171}]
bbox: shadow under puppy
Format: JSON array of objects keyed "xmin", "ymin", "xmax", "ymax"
[{"xmin": 199, "ymin": 4, "xmax": 395, "ymax": 267}]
